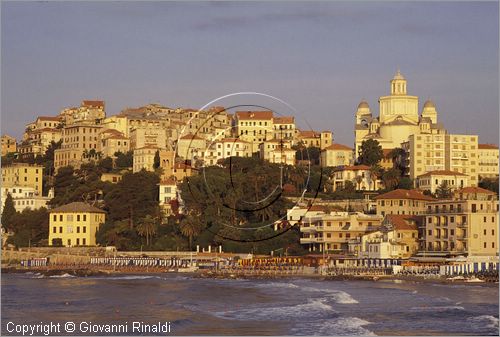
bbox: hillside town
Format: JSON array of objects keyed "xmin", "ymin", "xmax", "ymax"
[{"xmin": 1, "ymin": 71, "xmax": 499, "ymax": 280}]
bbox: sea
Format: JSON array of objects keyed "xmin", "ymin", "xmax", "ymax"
[{"xmin": 1, "ymin": 272, "xmax": 499, "ymax": 336}]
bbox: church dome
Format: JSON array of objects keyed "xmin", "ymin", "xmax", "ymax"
[
  {"xmin": 423, "ymin": 100, "xmax": 435, "ymax": 109},
  {"xmin": 357, "ymin": 100, "xmax": 370, "ymax": 109},
  {"xmin": 393, "ymin": 70, "xmax": 405, "ymax": 80}
]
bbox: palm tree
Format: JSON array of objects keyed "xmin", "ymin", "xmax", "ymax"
[
  {"xmin": 137, "ymin": 215, "xmax": 157, "ymax": 246},
  {"xmin": 388, "ymin": 148, "xmax": 407, "ymax": 173},
  {"xmin": 354, "ymin": 175, "xmax": 363, "ymax": 191},
  {"xmin": 369, "ymin": 164, "xmax": 383, "ymax": 190},
  {"xmin": 179, "ymin": 215, "xmax": 203, "ymax": 250},
  {"xmin": 382, "ymin": 168, "xmax": 401, "ymax": 191}
]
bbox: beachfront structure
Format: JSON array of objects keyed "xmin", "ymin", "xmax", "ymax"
[
  {"xmin": 48, "ymin": 202, "xmax": 106, "ymax": 247},
  {"xmin": 415, "ymin": 170, "xmax": 469, "ymax": 194},
  {"xmin": 374, "ymin": 189, "xmax": 434, "ymax": 216},
  {"xmin": 299, "ymin": 211, "xmax": 383, "ymax": 253},
  {"xmin": 423, "ymin": 187, "xmax": 499, "ymax": 257},
  {"xmin": 1, "ymin": 164, "xmax": 43, "ymax": 194},
  {"xmin": 320, "ymin": 143, "xmax": 354, "ymax": 168},
  {"xmin": 1, "ymin": 135, "xmax": 17, "ymax": 156},
  {"xmin": 330, "ymin": 165, "xmax": 382, "ymax": 191},
  {"xmin": 351, "ymin": 214, "xmax": 419, "ymax": 259},
  {"xmin": 478, "ymin": 144, "xmax": 499, "ymax": 179}
]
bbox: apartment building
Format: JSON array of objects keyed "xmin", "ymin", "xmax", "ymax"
[
  {"xmin": 234, "ymin": 111, "xmax": 274, "ymax": 153},
  {"xmin": 99, "ymin": 129, "xmax": 129, "ymax": 158},
  {"xmin": 374, "ymin": 189, "xmax": 434, "ymax": 216},
  {"xmin": 133, "ymin": 146, "xmax": 159, "ymax": 173},
  {"xmin": 423, "ymin": 187, "xmax": 498, "ymax": 257},
  {"xmin": 159, "ymin": 178, "xmax": 178, "ymax": 217},
  {"xmin": 416, "ymin": 170, "xmax": 469, "ymax": 194},
  {"xmin": 320, "ymin": 143, "xmax": 353, "ymax": 168},
  {"xmin": 1, "ymin": 186, "xmax": 52, "ymax": 212},
  {"xmin": 54, "ymin": 124, "xmax": 102, "ymax": 171},
  {"xmin": 478, "ymin": 144, "xmax": 499, "ymax": 179},
  {"xmin": 1, "ymin": 135, "xmax": 17, "ymax": 156},
  {"xmin": 48, "ymin": 202, "xmax": 106, "ymax": 247},
  {"xmin": 272, "ymin": 116, "xmax": 296, "ymax": 140},
  {"xmin": 1, "ymin": 164, "xmax": 43, "ymax": 194},
  {"xmin": 331, "ymin": 165, "xmax": 381, "ymax": 191},
  {"xmin": 298, "ymin": 130, "xmax": 332, "ymax": 150},
  {"xmin": 299, "ymin": 211, "xmax": 383, "ymax": 253}
]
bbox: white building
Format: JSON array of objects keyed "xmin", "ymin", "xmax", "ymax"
[
  {"xmin": 1, "ymin": 186, "xmax": 53, "ymax": 212},
  {"xmin": 415, "ymin": 170, "xmax": 468, "ymax": 194},
  {"xmin": 159, "ymin": 178, "xmax": 178, "ymax": 217},
  {"xmin": 331, "ymin": 165, "xmax": 382, "ymax": 191}
]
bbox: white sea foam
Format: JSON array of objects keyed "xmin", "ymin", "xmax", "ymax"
[
  {"xmin": 301, "ymin": 286, "xmax": 359, "ymax": 304},
  {"xmin": 410, "ymin": 305, "xmax": 465, "ymax": 312},
  {"xmin": 467, "ymin": 315, "xmax": 499, "ymax": 330},
  {"xmin": 254, "ymin": 282, "xmax": 300, "ymax": 289},
  {"xmin": 291, "ymin": 316, "xmax": 375, "ymax": 336},
  {"xmin": 214, "ymin": 298, "xmax": 335, "ymax": 321},
  {"xmin": 49, "ymin": 273, "xmax": 75, "ymax": 278},
  {"xmin": 105, "ymin": 275, "xmax": 157, "ymax": 280}
]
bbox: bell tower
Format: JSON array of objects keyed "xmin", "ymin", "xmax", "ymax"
[{"xmin": 390, "ymin": 69, "xmax": 407, "ymax": 95}]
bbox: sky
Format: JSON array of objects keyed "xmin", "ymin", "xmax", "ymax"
[{"xmin": 1, "ymin": 1, "xmax": 499, "ymax": 145}]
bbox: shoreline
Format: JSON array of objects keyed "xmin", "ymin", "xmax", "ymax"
[{"xmin": 2, "ymin": 265, "xmax": 497, "ymax": 286}]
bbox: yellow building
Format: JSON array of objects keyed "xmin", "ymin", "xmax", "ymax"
[
  {"xmin": 415, "ymin": 170, "xmax": 468, "ymax": 194},
  {"xmin": 176, "ymin": 133, "xmax": 207, "ymax": 161},
  {"xmin": 404, "ymin": 132, "xmax": 479, "ymax": 186},
  {"xmin": 100, "ymin": 173, "xmax": 123, "ymax": 184},
  {"xmin": 1, "ymin": 135, "xmax": 17, "ymax": 156},
  {"xmin": 133, "ymin": 146, "xmax": 159, "ymax": 173},
  {"xmin": 298, "ymin": 130, "xmax": 332, "ymax": 150},
  {"xmin": 354, "ymin": 70, "xmax": 442, "ymax": 157},
  {"xmin": 54, "ymin": 124, "xmax": 103, "ymax": 171},
  {"xmin": 1, "ymin": 164, "xmax": 43, "ymax": 194},
  {"xmin": 299, "ymin": 211, "xmax": 383, "ymax": 253},
  {"xmin": 59, "ymin": 100, "xmax": 106, "ymax": 126},
  {"xmin": 159, "ymin": 177, "xmax": 178, "ymax": 217},
  {"xmin": 101, "ymin": 114, "xmax": 129, "ymax": 137},
  {"xmin": 331, "ymin": 165, "xmax": 381, "ymax": 191},
  {"xmin": 320, "ymin": 143, "xmax": 353, "ymax": 167},
  {"xmin": 478, "ymin": 144, "xmax": 499, "ymax": 179},
  {"xmin": 235, "ymin": 111, "xmax": 275, "ymax": 153},
  {"xmin": 272, "ymin": 116, "xmax": 296, "ymax": 140},
  {"xmin": 424, "ymin": 187, "xmax": 498, "ymax": 257},
  {"xmin": 99, "ymin": 129, "xmax": 129, "ymax": 158},
  {"xmin": 48, "ymin": 202, "xmax": 106, "ymax": 247},
  {"xmin": 129, "ymin": 126, "xmax": 168, "ymax": 150},
  {"xmin": 374, "ymin": 189, "xmax": 434, "ymax": 216},
  {"xmin": 356, "ymin": 214, "xmax": 419, "ymax": 259}
]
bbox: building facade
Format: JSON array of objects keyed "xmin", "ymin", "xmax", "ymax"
[
  {"xmin": 374, "ymin": 189, "xmax": 434, "ymax": 216},
  {"xmin": 478, "ymin": 144, "xmax": 499, "ymax": 179},
  {"xmin": 1, "ymin": 164, "xmax": 43, "ymax": 194},
  {"xmin": 320, "ymin": 143, "xmax": 353, "ymax": 168},
  {"xmin": 416, "ymin": 170, "xmax": 469, "ymax": 194}
]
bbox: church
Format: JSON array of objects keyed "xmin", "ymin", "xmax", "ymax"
[{"xmin": 354, "ymin": 70, "xmax": 445, "ymax": 157}]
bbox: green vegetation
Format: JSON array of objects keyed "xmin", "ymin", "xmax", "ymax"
[
  {"xmin": 479, "ymin": 177, "xmax": 499, "ymax": 194},
  {"xmin": 357, "ymin": 139, "xmax": 383, "ymax": 166}
]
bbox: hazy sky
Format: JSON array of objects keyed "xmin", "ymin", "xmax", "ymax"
[{"xmin": 2, "ymin": 1, "xmax": 498, "ymax": 145}]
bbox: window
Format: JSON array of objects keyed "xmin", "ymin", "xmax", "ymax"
[
  {"xmin": 76, "ymin": 238, "xmax": 80, "ymax": 246},
  {"xmin": 77, "ymin": 226, "xmax": 80, "ymax": 233},
  {"xmin": 484, "ymin": 217, "xmax": 487, "ymax": 223},
  {"xmin": 82, "ymin": 226, "xmax": 86, "ymax": 233},
  {"xmin": 77, "ymin": 215, "xmax": 80, "ymax": 221},
  {"xmin": 53, "ymin": 215, "xmax": 57, "ymax": 221},
  {"xmin": 339, "ymin": 233, "xmax": 343, "ymax": 238},
  {"xmin": 82, "ymin": 238, "xmax": 86, "ymax": 245},
  {"xmin": 59, "ymin": 226, "xmax": 63, "ymax": 233},
  {"xmin": 83, "ymin": 215, "xmax": 87, "ymax": 221},
  {"xmin": 67, "ymin": 239, "xmax": 71, "ymax": 246},
  {"xmin": 428, "ymin": 230, "xmax": 432, "ymax": 236},
  {"xmin": 484, "ymin": 242, "xmax": 487, "ymax": 248},
  {"xmin": 52, "ymin": 227, "xmax": 57, "ymax": 233}
]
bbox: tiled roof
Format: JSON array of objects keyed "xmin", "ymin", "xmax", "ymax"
[
  {"xmin": 324, "ymin": 143, "xmax": 352, "ymax": 151},
  {"xmin": 50, "ymin": 202, "xmax": 105, "ymax": 214},
  {"xmin": 299, "ymin": 130, "xmax": 320, "ymax": 138},
  {"xmin": 456, "ymin": 187, "xmax": 496, "ymax": 195},
  {"xmin": 273, "ymin": 116, "xmax": 295, "ymax": 124},
  {"xmin": 374, "ymin": 189, "xmax": 435, "ymax": 201},
  {"xmin": 236, "ymin": 111, "xmax": 273, "ymax": 120},
  {"xmin": 418, "ymin": 170, "xmax": 467, "ymax": 177},
  {"xmin": 82, "ymin": 100, "xmax": 105, "ymax": 108},
  {"xmin": 37, "ymin": 116, "xmax": 61, "ymax": 121},
  {"xmin": 218, "ymin": 138, "xmax": 249, "ymax": 143},
  {"xmin": 339, "ymin": 165, "xmax": 371, "ymax": 171},
  {"xmin": 479, "ymin": 144, "xmax": 499, "ymax": 150},
  {"xmin": 179, "ymin": 133, "xmax": 205, "ymax": 141},
  {"xmin": 384, "ymin": 214, "xmax": 418, "ymax": 230},
  {"xmin": 160, "ymin": 177, "xmax": 177, "ymax": 185}
]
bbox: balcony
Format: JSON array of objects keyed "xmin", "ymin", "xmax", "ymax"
[{"xmin": 300, "ymin": 237, "xmax": 323, "ymax": 244}]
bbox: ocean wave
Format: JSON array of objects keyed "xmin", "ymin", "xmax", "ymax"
[
  {"xmin": 49, "ymin": 273, "xmax": 76, "ymax": 278},
  {"xmin": 301, "ymin": 286, "xmax": 359, "ymax": 304},
  {"xmin": 214, "ymin": 298, "xmax": 336, "ymax": 321},
  {"xmin": 291, "ymin": 316, "xmax": 375, "ymax": 336},
  {"xmin": 410, "ymin": 305, "xmax": 465, "ymax": 312},
  {"xmin": 105, "ymin": 275, "xmax": 158, "ymax": 280},
  {"xmin": 467, "ymin": 315, "xmax": 499, "ymax": 330},
  {"xmin": 254, "ymin": 282, "xmax": 300, "ymax": 289}
]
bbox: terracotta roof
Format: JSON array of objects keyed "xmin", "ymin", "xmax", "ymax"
[
  {"xmin": 418, "ymin": 170, "xmax": 467, "ymax": 177},
  {"xmin": 179, "ymin": 133, "xmax": 205, "ymax": 141},
  {"xmin": 82, "ymin": 100, "xmax": 105, "ymax": 108},
  {"xmin": 160, "ymin": 177, "xmax": 177, "ymax": 185},
  {"xmin": 50, "ymin": 202, "xmax": 105, "ymax": 214},
  {"xmin": 375, "ymin": 189, "xmax": 435, "ymax": 201},
  {"xmin": 324, "ymin": 143, "xmax": 352, "ymax": 151},
  {"xmin": 299, "ymin": 130, "xmax": 320, "ymax": 138},
  {"xmin": 218, "ymin": 138, "xmax": 249, "ymax": 143},
  {"xmin": 479, "ymin": 144, "xmax": 499, "ymax": 150},
  {"xmin": 306, "ymin": 205, "xmax": 327, "ymax": 212},
  {"xmin": 236, "ymin": 111, "xmax": 273, "ymax": 120},
  {"xmin": 135, "ymin": 145, "xmax": 159, "ymax": 150},
  {"xmin": 174, "ymin": 162, "xmax": 192, "ymax": 169},
  {"xmin": 339, "ymin": 165, "xmax": 371, "ymax": 171},
  {"xmin": 384, "ymin": 215, "xmax": 418, "ymax": 231},
  {"xmin": 273, "ymin": 116, "xmax": 295, "ymax": 124},
  {"xmin": 32, "ymin": 128, "xmax": 60, "ymax": 133},
  {"xmin": 37, "ymin": 116, "xmax": 61, "ymax": 121},
  {"xmin": 455, "ymin": 187, "xmax": 496, "ymax": 195}
]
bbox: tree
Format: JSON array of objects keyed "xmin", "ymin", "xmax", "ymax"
[
  {"xmin": 354, "ymin": 175, "xmax": 363, "ymax": 191},
  {"xmin": 382, "ymin": 168, "xmax": 402, "ymax": 191},
  {"xmin": 435, "ymin": 181, "xmax": 452, "ymax": 199},
  {"xmin": 115, "ymin": 151, "xmax": 133, "ymax": 169},
  {"xmin": 358, "ymin": 139, "xmax": 383, "ymax": 166},
  {"xmin": 397, "ymin": 177, "xmax": 414, "ymax": 190},
  {"xmin": 153, "ymin": 151, "xmax": 160, "ymax": 169},
  {"xmin": 179, "ymin": 215, "xmax": 204, "ymax": 250},
  {"xmin": 369, "ymin": 164, "xmax": 383, "ymax": 190},
  {"xmin": 1, "ymin": 193, "xmax": 16, "ymax": 232},
  {"xmin": 388, "ymin": 147, "xmax": 407, "ymax": 173},
  {"xmin": 479, "ymin": 177, "xmax": 499, "ymax": 195},
  {"xmin": 7, "ymin": 208, "xmax": 49, "ymax": 248},
  {"xmin": 98, "ymin": 157, "xmax": 114, "ymax": 173},
  {"xmin": 137, "ymin": 215, "xmax": 157, "ymax": 246}
]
